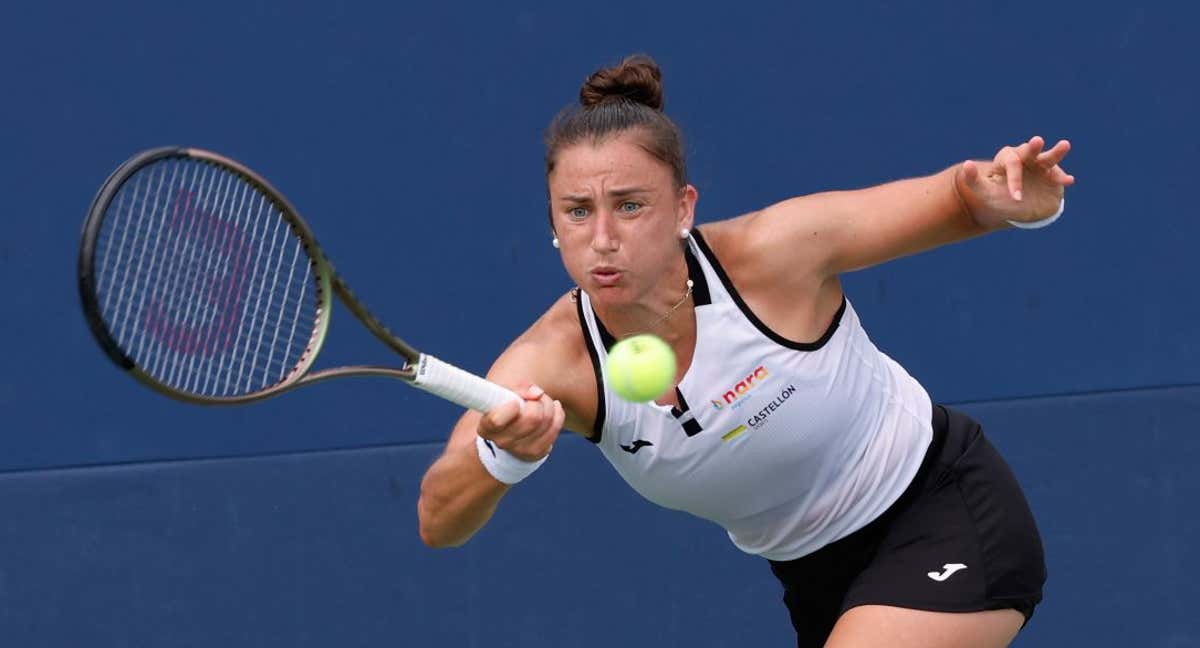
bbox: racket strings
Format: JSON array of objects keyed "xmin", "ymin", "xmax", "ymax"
[{"xmin": 93, "ymin": 157, "xmax": 320, "ymax": 397}]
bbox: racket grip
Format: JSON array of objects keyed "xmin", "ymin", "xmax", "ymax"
[{"xmin": 412, "ymin": 354, "xmax": 521, "ymax": 413}]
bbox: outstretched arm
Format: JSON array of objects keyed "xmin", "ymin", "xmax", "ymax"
[
  {"xmin": 417, "ymin": 339, "xmax": 566, "ymax": 548},
  {"xmin": 746, "ymin": 136, "xmax": 1075, "ymax": 277},
  {"xmin": 416, "ymin": 298, "xmax": 593, "ymax": 549}
]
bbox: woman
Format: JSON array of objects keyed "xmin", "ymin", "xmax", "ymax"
[{"xmin": 417, "ymin": 54, "xmax": 1073, "ymax": 648}]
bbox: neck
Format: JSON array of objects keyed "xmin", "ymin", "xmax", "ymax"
[{"xmin": 592, "ymin": 257, "xmax": 694, "ymax": 343}]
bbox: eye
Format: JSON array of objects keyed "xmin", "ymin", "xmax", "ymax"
[
  {"xmin": 568, "ymin": 206, "xmax": 589, "ymax": 220},
  {"xmin": 618, "ymin": 201, "xmax": 642, "ymax": 214}
]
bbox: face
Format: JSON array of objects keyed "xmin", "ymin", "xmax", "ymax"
[{"xmin": 548, "ymin": 133, "xmax": 697, "ymax": 306}]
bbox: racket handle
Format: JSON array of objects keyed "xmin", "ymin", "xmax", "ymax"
[{"xmin": 412, "ymin": 354, "xmax": 521, "ymax": 413}]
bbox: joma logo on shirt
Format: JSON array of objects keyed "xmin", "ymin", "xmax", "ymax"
[{"xmin": 711, "ymin": 365, "xmax": 769, "ymax": 409}]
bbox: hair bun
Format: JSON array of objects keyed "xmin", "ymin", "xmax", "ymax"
[{"xmin": 579, "ymin": 54, "xmax": 664, "ymax": 111}]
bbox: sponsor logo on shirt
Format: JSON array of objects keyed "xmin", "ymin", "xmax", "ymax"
[
  {"xmin": 720, "ymin": 425, "xmax": 747, "ymax": 441},
  {"xmin": 619, "ymin": 439, "xmax": 654, "ymax": 454},
  {"xmin": 720, "ymin": 384, "xmax": 798, "ymax": 440},
  {"xmin": 746, "ymin": 385, "xmax": 798, "ymax": 430},
  {"xmin": 711, "ymin": 365, "xmax": 769, "ymax": 410}
]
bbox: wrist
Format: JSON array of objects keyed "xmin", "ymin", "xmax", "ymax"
[
  {"xmin": 475, "ymin": 435, "xmax": 548, "ymax": 485},
  {"xmin": 1007, "ymin": 198, "xmax": 1066, "ymax": 230},
  {"xmin": 950, "ymin": 163, "xmax": 987, "ymax": 230}
]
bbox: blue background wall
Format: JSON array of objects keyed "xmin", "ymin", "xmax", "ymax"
[{"xmin": 1, "ymin": 1, "xmax": 1194, "ymax": 646}]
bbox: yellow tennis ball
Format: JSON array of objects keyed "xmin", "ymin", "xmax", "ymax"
[{"xmin": 606, "ymin": 334, "xmax": 677, "ymax": 403}]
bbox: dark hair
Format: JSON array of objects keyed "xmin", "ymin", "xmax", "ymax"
[{"xmin": 544, "ymin": 54, "xmax": 687, "ymax": 189}]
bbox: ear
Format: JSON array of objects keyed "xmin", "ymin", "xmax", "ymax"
[{"xmin": 676, "ymin": 184, "xmax": 698, "ymax": 232}]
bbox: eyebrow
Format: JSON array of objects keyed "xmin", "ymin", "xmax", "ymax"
[{"xmin": 557, "ymin": 186, "xmax": 654, "ymax": 203}]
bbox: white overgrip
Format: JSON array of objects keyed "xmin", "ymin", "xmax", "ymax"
[
  {"xmin": 414, "ymin": 354, "xmax": 547, "ymax": 484},
  {"xmin": 411, "ymin": 354, "xmax": 520, "ymax": 413}
]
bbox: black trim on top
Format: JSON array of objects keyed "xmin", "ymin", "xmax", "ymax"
[
  {"xmin": 674, "ymin": 387, "xmax": 692, "ymax": 416},
  {"xmin": 683, "ymin": 244, "xmax": 712, "ymax": 306},
  {"xmin": 673, "ymin": 388, "xmax": 703, "ymax": 437},
  {"xmin": 591, "ymin": 244, "xmax": 709, "ymax": 351},
  {"xmin": 691, "ymin": 228, "xmax": 846, "ymax": 351},
  {"xmin": 579, "ymin": 244, "xmax": 712, "ymax": 442},
  {"xmin": 574, "ymin": 290, "xmax": 606, "ymax": 444},
  {"xmin": 594, "ymin": 312, "xmax": 618, "ymax": 352}
]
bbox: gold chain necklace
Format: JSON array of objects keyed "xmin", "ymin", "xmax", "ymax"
[
  {"xmin": 644, "ymin": 279, "xmax": 694, "ymax": 331},
  {"xmin": 571, "ymin": 278, "xmax": 694, "ymax": 335}
]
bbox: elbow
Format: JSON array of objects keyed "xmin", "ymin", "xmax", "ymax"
[
  {"xmin": 418, "ymin": 521, "xmax": 467, "ymax": 549},
  {"xmin": 417, "ymin": 493, "xmax": 468, "ymax": 549},
  {"xmin": 419, "ymin": 529, "xmax": 461, "ymax": 549}
]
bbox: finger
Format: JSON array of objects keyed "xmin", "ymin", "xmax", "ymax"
[
  {"xmin": 1021, "ymin": 135, "xmax": 1045, "ymax": 164},
  {"xmin": 961, "ymin": 159, "xmax": 979, "ymax": 186},
  {"xmin": 511, "ymin": 392, "xmax": 555, "ymax": 439},
  {"xmin": 552, "ymin": 399, "xmax": 565, "ymax": 433},
  {"xmin": 535, "ymin": 393, "xmax": 555, "ymax": 430},
  {"xmin": 1036, "ymin": 139, "xmax": 1072, "ymax": 169},
  {"xmin": 512, "ymin": 398, "xmax": 563, "ymax": 460},
  {"xmin": 523, "ymin": 384, "xmax": 545, "ymax": 401},
  {"xmin": 532, "ymin": 400, "xmax": 566, "ymax": 456},
  {"xmin": 1048, "ymin": 165, "xmax": 1076, "ymax": 185},
  {"xmin": 534, "ymin": 398, "xmax": 563, "ymax": 437},
  {"xmin": 481, "ymin": 399, "xmax": 522, "ymax": 435},
  {"xmin": 1035, "ymin": 139, "xmax": 1070, "ymax": 167},
  {"xmin": 1004, "ymin": 151, "xmax": 1024, "ymax": 201}
]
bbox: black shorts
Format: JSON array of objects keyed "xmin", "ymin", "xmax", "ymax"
[{"xmin": 768, "ymin": 405, "xmax": 1046, "ymax": 647}]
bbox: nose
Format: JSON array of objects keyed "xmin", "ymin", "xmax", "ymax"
[{"xmin": 590, "ymin": 209, "xmax": 619, "ymax": 253}]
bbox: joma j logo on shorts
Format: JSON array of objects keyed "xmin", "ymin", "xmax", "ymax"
[{"xmin": 927, "ymin": 563, "xmax": 968, "ymax": 582}]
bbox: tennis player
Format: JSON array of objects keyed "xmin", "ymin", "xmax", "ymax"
[{"xmin": 417, "ymin": 54, "xmax": 1073, "ymax": 648}]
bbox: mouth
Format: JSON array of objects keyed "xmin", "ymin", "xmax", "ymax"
[{"xmin": 589, "ymin": 266, "xmax": 623, "ymax": 286}]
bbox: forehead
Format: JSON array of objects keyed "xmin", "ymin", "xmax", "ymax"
[{"xmin": 549, "ymin": 135, "xmax": 672, "ymax": 195}]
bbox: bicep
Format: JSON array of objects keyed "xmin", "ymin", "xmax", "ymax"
[
  {"xmin": 436, "ymin": 301, "xmax": 596, "ymax": 453},
  {"xmin": 441, "ymin": 329, "xmax": 577, "ymax": 455}
]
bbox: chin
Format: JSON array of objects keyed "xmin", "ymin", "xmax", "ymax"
[{"xmin": 584, "ymin": 282, "xmax": 634, "ymax": 304}]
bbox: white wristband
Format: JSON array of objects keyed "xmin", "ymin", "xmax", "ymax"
[
  {"xmin": 475, "ymin": 435, "xmax": 548, "ymax": 485},
  {"xmin": 1008, "ymin": 197, "xmax": 1065, "ymax": 230}
]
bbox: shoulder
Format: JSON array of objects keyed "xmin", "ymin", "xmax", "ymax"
[
  {"xmin": 698, "ymin": 197, "xmax": 830, "ymax": 286},
  {"xmin": 488, "ymin": 290, "xmax": 599, "ymax": 437},
  {"xmin": 491, "ymin": 290, "xmax": 587, "ymax": 386},
  {"xmin": 697, "ymin": 204, "xmax": 844, "ymax": 343}
]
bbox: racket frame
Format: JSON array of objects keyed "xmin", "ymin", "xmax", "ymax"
[{"xmin": 78, "ymin": 147, "xmax": 423, "ymax": 405}]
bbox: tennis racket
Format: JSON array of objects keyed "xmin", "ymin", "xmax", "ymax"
[{"xmin": 78, "ymin": 146, "xmax": 518, "ymax": 411}]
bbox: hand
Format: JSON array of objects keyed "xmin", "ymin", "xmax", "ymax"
[
  {"xmin": 477, "ymin": 384, "xmax": 564, "ymax": 462},
  {"xmin": 956, "ymin": 136, "xmax": 1076, "ymax": 229}
]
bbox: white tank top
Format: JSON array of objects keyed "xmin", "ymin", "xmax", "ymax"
[{"xmin": 574, "ymin": 230, "xmax": 933, "ymax": 561}]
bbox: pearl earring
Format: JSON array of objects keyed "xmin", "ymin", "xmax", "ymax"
[
  {"xmin": 551, "ymin": 237, "xmax": 560, "ymax": 249},
  {"xmin": 680, "ymin": 228, "xmax": 690, "ymax": 240}
]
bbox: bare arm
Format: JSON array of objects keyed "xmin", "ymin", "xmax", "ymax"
[
  {"xmin": 760, "ymin": 165, "xmax": 983, "ymax": 276},
  {"xmin": 416, "ymin": 408, "xmax": 511, "ymax": 548},
  {"xmin": 745, "ymin": 136, "xmax": 1075, "ymax": 277},
  {"xmin": 417, "ymin": 347, "xmax": 564, "ymax": 547},
  {"xmin": 417, "ymin": 299, "xmax": 588, "ymax": 548}
]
